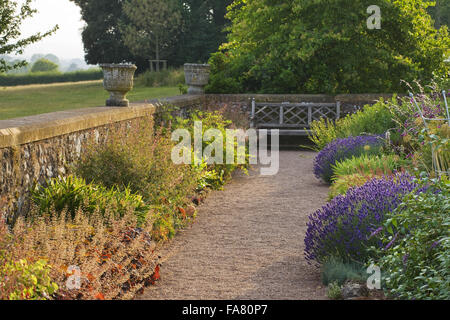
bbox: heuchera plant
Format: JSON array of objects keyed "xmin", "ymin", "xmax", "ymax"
[
  {"xmin": 304, "ymin": 173, "xmax": 425, "ymax": 265},
  {"xmin": 313, "ymin": 135, "xmax": 384, "ymax": 183}
]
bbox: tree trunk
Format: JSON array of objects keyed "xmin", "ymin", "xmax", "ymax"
[
  {"xmin": 436, "ymin": 0, "xmax": 442, "ymax": 28},
  {"xmin": 156, "ymin": 34, "xmax": 160, "ymax": 72}
]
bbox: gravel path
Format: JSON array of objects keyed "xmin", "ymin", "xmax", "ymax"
[{"xmin": 138, "ymin": 150, "xmax": 329, "ymax": 300}]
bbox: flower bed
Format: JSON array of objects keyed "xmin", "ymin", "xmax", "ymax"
[
  {"xmin": 306, "ymin": 82, "xmax": 450, "ymax": 300},
  {"xmin": 313, "ymin": 135, "xmax": 384, "ymax": 183},
  {"xmin": 305, "ymin": 173, "xmax": 424, "ymax": 264},
  {"xmin": 0, "ymin": 109, "xmax": 249, "ymax": 300}
]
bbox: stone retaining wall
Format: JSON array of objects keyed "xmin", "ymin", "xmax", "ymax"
[
  {"xmin": 0, "ymin": 96, "xmax": 203, "ymax": 222},
  {"xmin": 0, "ymin": 93, "xmax": 392, "ymax": 221},
  {"xmin": 204, "ymin": 93, "xmax": 397, "ymax": 118}
]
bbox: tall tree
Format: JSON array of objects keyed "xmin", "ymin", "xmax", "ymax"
[
  {"xmin": 0, "ymin": 0, "xmax": 57, "ymax": 73},
  {"xmin": 31, "ymin": 58, "xmax": 58, "ymax": 73},
  {"xmin": 71, "ymin": 0, "xmax": 232, "ymax": 69},
  {"xmin": 170, "ymin": 0, "xmax": 233, "ymax": 65},
  {"xmin": 70, "ymin": 0, "xmax": 134, "ymax": 65},
  {"xmin": 207, "ymin": 0, "xmax": 449, "ymax": 94},
  {"xmin": 120, "ymin": 0, "xmax": 182, "ymax": 64}
]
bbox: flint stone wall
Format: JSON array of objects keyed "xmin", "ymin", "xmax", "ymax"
[{"xmin": 0, "ymin": 96, "xmax": 203, "ymax": 222}]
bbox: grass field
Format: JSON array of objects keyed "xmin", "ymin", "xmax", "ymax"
[{"xmin": 0, "ymin": 80, "xmax": 180, "ymax": 120}]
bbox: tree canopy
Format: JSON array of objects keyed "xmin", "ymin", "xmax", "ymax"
[
  {"xmin": 170, "ymin": 0, "xmax": 233, "ymax": 65},
  {"xmin": 121, "ymin": 0, "xmax": 182, "ymax": 62},
  {"xmin": 70, "ymin": 0, "xmax": 133, "ymax": 65},
  {"xmin": 31, "ymin": 58, "xmax": 59, "ymax": 73},
  {"xmin": 0, "ymin": 0, "xmax": 58, "ymax": 73},
  {"xmin": 206, "ymin": 0, "xmax": 449, "ymax": 94},
  {"xmin": 70, "ymin": 0, "xmax": 232, "ymax": 68}
]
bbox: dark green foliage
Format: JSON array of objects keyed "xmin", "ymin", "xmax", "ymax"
[
  {"xmin": 69, "ymin": 0, "xmax": 135, "ymax": 65},
  {"xmin": 428, "ymin": 0, "xmax": 450, "ymax": 29},
  {"xmin": 170, "ymin": 0, "xmax": 233, "ymax": 65},
  {"xmin": 121, "ymin": 0, "xmax": 182, "ymax": 62},
  {"xmin": 206, "ymin": 52, "xmax": 245, "ymax": 93},
  {"xmin": 373, "ymin": 179, "xmax": 450, "ymax": 300},
  {"xmin": 70, "ymin": 0, "xmax": 232, "ymax": 68},
  {"xmin": 0, "ymin": 69, "xmax": 103, "ymax": 86},
  {"xmin": 207, "ymin": 0, "xmax": 449, "ymax": 94},
  {"xmin": 30, "ymin": 59, "xmax": 58, "ymax": 73}
]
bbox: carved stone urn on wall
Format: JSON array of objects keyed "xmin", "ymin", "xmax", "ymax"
[
  {"xmin": 184, "ymin": 63, "xmax": 210, "ymax": 95},
  {"xmin": 100, "ymin": 64, "xmax": 137, "ymax": 107}
]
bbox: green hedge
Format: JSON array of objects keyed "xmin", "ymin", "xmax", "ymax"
[{"xmin": 0, "ymin": 69, "xmax": 103, "ymax": 86}]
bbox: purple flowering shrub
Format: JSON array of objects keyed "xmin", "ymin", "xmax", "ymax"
[
  {"xmin": 304, "ymin": 173, "xmax": 424, "ymax": 265},
  {"xmin": 313, "ymin": 135, "xmax": 384, "ymax": 183}
]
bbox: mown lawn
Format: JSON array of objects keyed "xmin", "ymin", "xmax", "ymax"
[{"xmin": 0, "ymin": 80, "xmax": 180, "ymax": 120}]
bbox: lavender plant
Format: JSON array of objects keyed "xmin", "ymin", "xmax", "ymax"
[
  {"xmin": 313, "ymin": 135, "xmax": 384, "ymax": 183},
  {"xmin": 304, "ymin": 173, "xmax": 425, "ymax": 265}
]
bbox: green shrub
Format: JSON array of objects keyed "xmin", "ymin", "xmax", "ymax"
[
  {"xmin": 195, "ymin": 161, "xmax": 225, "ymax": 191},
  {"xmin": 170, "ymin": 110, "xmax": 249, "ymax": 183},
  {"xmin": 207, "ymin": 0, "xmax": 449, "ymax": 94},
  {"xmin": 75, "ymin": 123, "xmax": 199, "ymax": 206},
  {"xmin": 1, "ymin": 220, "xmax": 58, "ymax": 300},
  {"xmin": 0, "ymin": 258, "xmax": 58, "ymax": 300},
  {"xmin": 135, "ymin": 68, "xmax": 185, "ymax": 87},
  {"xmin": 31, "ymin": 58, "xmax": 59, "ymax": 73},
  {"xmin": 373, "ymin": 178, "xmax": 450, "ymax": 300},
  {"xmin": 331, "ymin": 154, "xmax": 403, "ymax": 181},
  {"xmin": 152, "ymin": 214, "xmax": 176, "ymax": 242},
  {"xmin": 75, "ymin": 120, "xmax": 200, "ymax": 240},
  {"xmin": 205, "ymin": 52, "xmax": 243, "ymax": 94},
  {"xmin": 321, "ymin": 256, "xmax": 367, "ymax": 286},
  {"xmin": 309, "ymin": 98, "xmax": 400, "ymax": 151},
  {"xmin": 328, "ymin": 173, "xmax": 380, "ymax": 200},
  {"xmin": 336, "ymin": 99, "xmax": 398, "ymax": 139},
  {"xmin": 307, "ymin": 117, "xmax": 339, "ymax": 151},
  {"xmin": 327, "ymin": 281, "xmax": 343, "ymax": 300},
  {"xmin": 0, "ymin": 69, "xmax": 103, "ymax": 86},
  {"xmin": 31, "ymin": 176, "xmax": 149, "ymax": 225}
]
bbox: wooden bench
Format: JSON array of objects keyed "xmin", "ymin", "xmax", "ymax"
[{"xmin": 250, "ymin": 99, "xmax": 341, "ymax": 136}]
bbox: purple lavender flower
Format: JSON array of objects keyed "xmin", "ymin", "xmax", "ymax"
[
  {"xmin": 313, "ymin": 135, "xmax": 384, "ymax": 183},
  {"xmin": 304, "ymin": 173, "xmax": 425, "ymax": 265},
  {"xmin": 402, "ymin": 254, "xmax": 409, "ymax": 266},
  {"xmin": 384, "ymin": 232, "xmax": 398, "ymax": 250},
  {"xmin": 368, "ymin": 227, "xmax": 383, "ymax": 239},
  {"xmin": 430, "ymin": 240, "xmax": 441, "ymax": 250}
]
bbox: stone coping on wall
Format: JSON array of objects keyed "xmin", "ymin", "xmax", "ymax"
[
  {"xmin": 0, "ymin": 93, "xmax": 397, "ymax": 149},
  {"xmin": 0, "ymin": 103, "xmax": 156, "ymax": 149},
  {"xmin": 0, "ymin": 95, "xmax": 207, "ymax": 149}
]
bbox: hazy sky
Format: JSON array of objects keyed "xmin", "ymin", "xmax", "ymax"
[{"xmin": 18, "ymin": 0, "xmax": 85, "ymax": 61}]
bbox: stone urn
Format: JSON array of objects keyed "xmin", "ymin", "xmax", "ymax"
[
  {"xmin": 184, "ymin": 63, "xmax": 210, "ymax": 95},
  {"xmin": 100, "ymin": 63, "xmax": 137, "ymax": 107}
]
